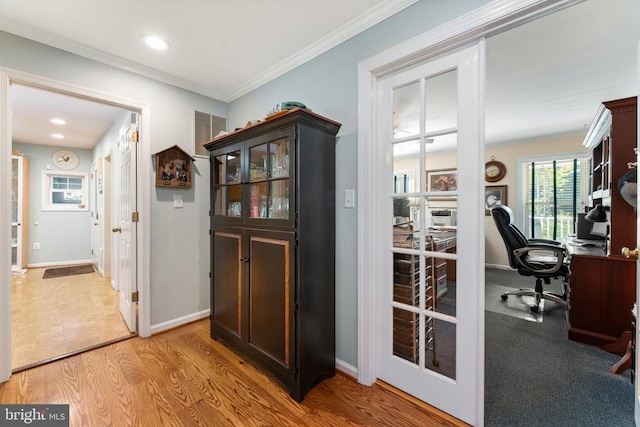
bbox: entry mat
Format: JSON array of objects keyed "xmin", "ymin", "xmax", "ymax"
[
  {"xmin": 485, "ymin": 284, "xmax": 544, "ymax": 323},
  {"xmin": 42, "ymin": 264, "xmax": 95, "ymax": 279}
]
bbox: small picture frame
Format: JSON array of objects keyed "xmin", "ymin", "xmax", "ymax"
[
  {"xmin": 426, "ymin": 169, "xmax": 457, "ymax": 192},
  {"xmin": 485, "ymin": 185, "xmax": 507, "ymax": 215},
  {"xmin": 154, "ymin": 145, "xmax": 195, "ymax": 189}
]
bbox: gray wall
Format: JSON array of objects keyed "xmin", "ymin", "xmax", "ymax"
[
  {"xmin": 2, "ymin": 30, "xmax": 226, "ymax": 328},
  {"xmin": 2, "ymin": 0, "xmax": 488, "ymax": 366},
  {"xmin": 228, "ymin": 0, "xmax": 488, "ymax": 368},
  {"xmin": 13, "ymin": 142, "xmax": 92, "ymax": 265}
]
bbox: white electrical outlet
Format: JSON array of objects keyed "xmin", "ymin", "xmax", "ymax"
[{"xmin": 33, "ymin": 242, "xmax": 40, "ymax": 250}]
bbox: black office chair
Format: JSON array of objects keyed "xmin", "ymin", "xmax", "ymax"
[{"xmin": 490, "ymin": 205, "xmax": 570, "ymax": 313}]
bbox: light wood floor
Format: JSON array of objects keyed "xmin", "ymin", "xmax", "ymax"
[
  {"xmin": 0, "ymin": 319, "xmax": 466, "ymax": 426},
  {"xmin": 11, "ymin": 266, "xmax": 132, "ymax": 370}
]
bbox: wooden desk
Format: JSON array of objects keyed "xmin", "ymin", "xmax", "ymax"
[{"xmin": 564, "ymin": 236, "xmax": 636, "ymax": 347}]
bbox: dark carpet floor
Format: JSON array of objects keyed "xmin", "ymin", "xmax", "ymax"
[{"xmin": 485, "ymin": 267, "xmax": 634, "ymax": 426}]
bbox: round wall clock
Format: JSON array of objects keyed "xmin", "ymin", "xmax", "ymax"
[
  {"xmin": 52, "ymin": 149, "xmax": 80, "ymax": 170},
  {"xmin": 485, "ymin": 157, "xmax": 506, "ymax": 182}
]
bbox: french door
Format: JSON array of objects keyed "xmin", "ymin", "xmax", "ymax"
[{"xmin": 376, "ymin": 41, "xmax": 484, "ymax": 425}]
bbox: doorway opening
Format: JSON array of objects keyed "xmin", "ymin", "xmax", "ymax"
[{"xmin": 10, "ymin": 83, "xmax": 138, "ymax": 372}]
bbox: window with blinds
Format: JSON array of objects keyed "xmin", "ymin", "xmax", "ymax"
[
  {"xmin": 195, "ymin": 111, "xmax": 227, "ymax": 157},
  {"xmin": 518, "ymin": 155, "xmax": 590, "ymax": 240},
  {"xmin": 393, "ymin": 171, "xmax": 414, "ymax": 193}
]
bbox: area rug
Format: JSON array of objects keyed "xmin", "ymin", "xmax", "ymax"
[{"xmin": 42, "ymin": 264, "xmax": 95, "ymax": 279}]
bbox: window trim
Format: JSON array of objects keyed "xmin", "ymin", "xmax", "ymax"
[{"xmin": 41, "ymin": 170, "xmax": 89, "ymax": 211}]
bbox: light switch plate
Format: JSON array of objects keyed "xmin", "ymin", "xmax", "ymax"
[
  {"xmin": 173, "ymin": 194, "xmax": 184, "ymax": 208},
  {"xmin": 344, "ymin": 189, "xmax": 355, "ymax": 208}
]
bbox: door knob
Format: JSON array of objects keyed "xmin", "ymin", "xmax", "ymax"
[
  {"xmin": 112, "ymin": 227, "xmax": 122, "ymax": 233},
  {"xmin": 621, "ymin": 247, "xmax": 639, "ymax": 259}
]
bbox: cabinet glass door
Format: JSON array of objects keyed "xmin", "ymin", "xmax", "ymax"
[
  {"xmin": 248, "ymin": 137, "xmax": 290, "ymax": 220},
  {"xmin": 213, "ymin": 147, "xmax": 242, "ymax": 218}
]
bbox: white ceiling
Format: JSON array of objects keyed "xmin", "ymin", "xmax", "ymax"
[{"xmin": 2, "ymin": 0, "xmax": 639, "ymax": 151}]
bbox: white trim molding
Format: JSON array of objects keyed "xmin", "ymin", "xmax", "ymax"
[
  {"xmin": 0, "ymin": 67, "xmax": 152, "ymax": 380},
  {"xmin": 356, "ymin": 0, "xmax": 584, "ymax": 419},
  {"xmin": 0, "ymin": 69, "xmax": 12, "ymax": 382},
  {"xmin": 0, "ymin": 0, "xmax": 418, "ymax": 103}
]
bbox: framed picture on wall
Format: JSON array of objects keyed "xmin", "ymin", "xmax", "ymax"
[
  {"xmin": 427, "ymin": 169, "xmax": 457, "ymax": 192},
  {"xmin": 485, "ymin": 185, "xmax": 507, "ymax": 215}
]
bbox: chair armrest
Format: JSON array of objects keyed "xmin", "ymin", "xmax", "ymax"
[
  {"xmin": 529, "ymin": 238, "xmax": 563, "ymax": 247},
  {"xmin": 512, "ymin": 243, "xmax": 566, "ymax": 274}
]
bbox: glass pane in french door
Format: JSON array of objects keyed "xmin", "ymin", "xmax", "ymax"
[{"xmin": 389, "ymin": 67, "xmax": 460, "ymax": 377}]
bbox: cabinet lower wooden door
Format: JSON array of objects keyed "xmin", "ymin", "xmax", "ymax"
[
  {"xmin": 212, "ymin": 229, "xmax": 243, "ymax": 343},
  {"xmin": 247, "ymin": 230, "xmax": 295, "ymax": 375}
]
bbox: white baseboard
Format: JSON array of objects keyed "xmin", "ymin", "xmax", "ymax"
[
  {"xmin": 336, "ymin": 358, "xmax": 358, "ymax": 379},
  {"xmin": 28, "ymin": 259, "xmax": 92, "ymax": 268},
  {"xmin": 150, "ymin": 309, "xmax": 210, "ymax": 335}
]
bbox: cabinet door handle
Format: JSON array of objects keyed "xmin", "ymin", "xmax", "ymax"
[{"xmin": 240, "ymin": 257, "xmax": 249, "ymax": 262}]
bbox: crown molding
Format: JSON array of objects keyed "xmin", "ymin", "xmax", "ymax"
[
  {"xmin": 226, "ymin": 0, "xmax": 418, "ymax": 101},
  {"xmin": 0, "ymin": 16, "xmax": 227, "ymax": 102},
  {"xmin": 0, "ymin": 0, "xmax": 417, "ymax": 103}
]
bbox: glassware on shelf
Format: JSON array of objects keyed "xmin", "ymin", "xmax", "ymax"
[{"xmin": 227, "ymin": 201, "xmax": 241, "ymax": 217}]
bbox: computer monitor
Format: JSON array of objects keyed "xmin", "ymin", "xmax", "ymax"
[
  {"xmin": 589, "ymin": 217, "xmax": 609, "ymax": 238},
  {"xmin": 575, "ymin": 212, "xmax": 606, "ymax": 240}
]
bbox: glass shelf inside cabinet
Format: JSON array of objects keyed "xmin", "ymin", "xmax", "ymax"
[{"xmin": 214, "ymin": 150, "xmax": 242, "ymax": 217}]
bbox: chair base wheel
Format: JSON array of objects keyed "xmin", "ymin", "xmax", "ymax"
[{"xmin": 500, "ymin": 294, "xmax": 508, "ymax": 301}]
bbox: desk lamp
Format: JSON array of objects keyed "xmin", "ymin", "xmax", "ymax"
[{"xmin": 585, "ymin": 204, "xmax": 609, "ymax": 253}]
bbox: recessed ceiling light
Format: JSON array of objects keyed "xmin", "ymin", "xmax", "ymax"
[
  {"xmin": 51, "ymin": 118, "xmax": 66, "ymax": 125},
  {"xmin": 51, "ymin": 133, "xmax": 64, "ymax": 139},
  {"xmin": 142, "ymin": 35, "xmax": 169, "ymax": 50}
]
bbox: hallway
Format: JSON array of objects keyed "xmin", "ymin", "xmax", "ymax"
[{"xmin": 11, "ymin": 266, "xmax": 132, "ymax": 370}]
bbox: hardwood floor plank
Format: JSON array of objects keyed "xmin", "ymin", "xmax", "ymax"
[{"xmin": 0, "ymin": 319, "xmax": 465, "ymax": 426}]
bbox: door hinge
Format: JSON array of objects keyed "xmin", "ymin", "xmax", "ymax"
[
  {"xmin": 294, "ymin": 302, "xmax": 300, "ymax": 313},
  {"xmin": 132, "ymin": 212, "xmax": 139, "ymax": 222},
  {"xmin": 131, "ymin": 291, "xmax": 139, "ymax": 303},
  {"xmin": 132, "ymin": 131, "xmax": 139, "ymax": 143}
]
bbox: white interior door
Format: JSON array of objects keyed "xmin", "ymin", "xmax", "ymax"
[
  {"xmin": 90, "ymin": 161, "xmax": 100, "ymax": 270},
  {"xmin": 376, "ymin": 41, "xmax": 484, "ymax": 425},
  {"xmin": 115, "ymin": 120, "xmax": 138, "ymax": 332},
  {"xmin": 11, "ymin": 155, "xmax": 27, "ymax": 271}
]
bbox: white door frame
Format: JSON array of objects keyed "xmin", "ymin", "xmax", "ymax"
[
  {"xmin": 634, "ymin": 38, "xmax": 640, "ymax": 427},
  {"xmin": 357, "ymin": 0, "xmax": 583, "ymax": 424},
  {"xmin": 0, "ymin": 67, "xmax": 152, "ymax": 382}
]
